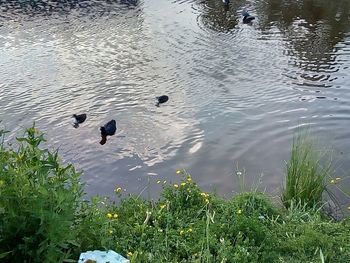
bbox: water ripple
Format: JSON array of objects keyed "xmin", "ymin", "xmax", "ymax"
[{"xmin": 1, "ymin": 0, "xmax": 350, "ymax": 198}]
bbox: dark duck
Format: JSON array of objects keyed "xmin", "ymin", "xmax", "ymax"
[
  {"xmin": 222, "ymin": 0, "xmax": 229, "ymax": 6},
  {"xmin": 72, "ymin": 113, "xmax": 87, "ymax": 128},
  {"xmin": 100, "ymin": 120, "xmax": 117, "ymax": 145},
  {"xmin": 242, "ymin": 9, "xmax": 255, "ymax": 23},
  {"xmin": 156, "ymin": 95, "xmax": 169, "ymax": 107}
]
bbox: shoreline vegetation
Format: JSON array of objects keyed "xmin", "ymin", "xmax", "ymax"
[{"xmin": 0, "ymin": 125, "xmax": 350, "ymax": 262}]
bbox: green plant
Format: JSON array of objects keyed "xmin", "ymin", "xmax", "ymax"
[
  {"xmin": 1, "ymin": 126, "xmax": 350, "ymax": 262},
  {"xmin": 282, "ymin": 133, "xmax": 331, "ymax": 209},
  {"xmin": 0, "ymin": 125, "xmax": 83, "ymax": 262}
]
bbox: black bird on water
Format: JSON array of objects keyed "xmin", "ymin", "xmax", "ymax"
[
  {"xmin": 73, "ymin": 113, "xmax": 87, "ymax": 128},
  {"xmin": 222, "ymin": 0, "xmax": 230, "ymax": 6},
  {"xmin": 242, "ymin": 9, "xmax": 255, "ymax": 23},
  {"xmin": 156, "ymin": 95, "xmax": 169, "ymax": 107},
  {"xmin": 100, "ymin": 120, "xmax": 117, "ymax": 145}
]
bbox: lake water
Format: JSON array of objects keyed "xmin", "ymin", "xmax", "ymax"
[{"xmin": 1, "ymin": 0, "xmax": 350, "ymax": 203}]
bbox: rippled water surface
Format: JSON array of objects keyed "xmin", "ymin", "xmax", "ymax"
[{"xmin": 1, "ymin": 0, "xmax": 350, "ymax": 200}]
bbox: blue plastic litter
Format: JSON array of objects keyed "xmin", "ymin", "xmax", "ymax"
[{"xmin": 78, "ymin": 250, "xmax": 129, "ymax": 263}]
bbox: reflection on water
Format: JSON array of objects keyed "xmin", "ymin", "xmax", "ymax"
[
  {"xmin": 195, "ymin": 0, "xmax": 239, "ymax": 32},
  {"xmin": 0, "ymin": 0, "xmax": 139, "ymax": 17},
  {"xmin": 1, "ymin": 0, "xmax": 350, "ymax": 206},
  {"xmin": 255, "ymin": 0, "xmax": 350, "ymax": 90}
]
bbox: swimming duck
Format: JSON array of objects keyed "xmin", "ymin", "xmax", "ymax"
[
  {"xmin": 72, "ymin": 113, "xmax": 87, "ymax": 128},
  {"xmin": 156, "ymin": 95, "xmax": 169, "ymax": 107},
  {"xmin": 100, "ymin": 119, "xmax": 117, "ymax": 145},
  {"xmin": 242, "ymin": 9, "xmax": 255, "ymax": 23},
  {"xmin": 222, "ymin": 0, "xmax": 229, "ymax": 6}
]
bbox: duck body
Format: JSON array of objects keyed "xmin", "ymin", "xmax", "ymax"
[
  {"xmin": 73, "ymin": 113, "xmax": 87, "ymax": 128},
  {"xmin": 156, "ymin": 95, "xmax": 169, "ymax": 107},
  {"xmin": 100, "ymin": 120, "xmax": 117, "ymax": 145},
  {"xmin": 73, "ymin": 114, "xmax": 87, "ymax": 123},
  {"xmin": 242, "ymin": 9, "xmax": 255, "ymax": 23},
  {"xmin": 100, "ymin": 120, "xmax": 117, "ymax": 136},
  {"xmin": 222, "ymin": 0, "xmax": 230, "ymax": 5}
]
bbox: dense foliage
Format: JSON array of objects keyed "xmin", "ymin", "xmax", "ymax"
[
  {"xmin": 0, "ymin": 126, "xmax": 83, "ymax": 262},
  {"xmin": 0, "ymin": 126, "xmax": 349, "ymax": 262}
]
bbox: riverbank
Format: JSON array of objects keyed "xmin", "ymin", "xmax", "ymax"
[{"xmin": 1, "ymin": 126, "xmax": 350, "ymax": 262}]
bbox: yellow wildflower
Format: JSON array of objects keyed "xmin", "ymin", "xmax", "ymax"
[
  {"xmin": 114, "ymin": 187, "xmax": 122, "ymax": 193},
  {"xmin": 205, "ymin": 198, "xmax": 209, "ymax": 204},
  {"xmin": 176, "ymin": 170, "xmax": 182, "ymax": 174},
  {"xmin": 157, "ymin": 180, "xmax": 161, "ymax": 184},
  {"xmin": 107, "ymin": 213, "xmax": 113, "ymax": 219},
  {"xmin": 160, "ymin": 204, "xmax": 166, "ymax": 209},
  {"xmin": 174, "ymin": 184, "xmax": 179, "ymax": 188},
  {"xmin": 113, "ymin": 213, "xmax": 118, "ymax": 218},
  {"xmin": 127, "ymin": 252, "xmax": 133, "ymax": 257},
  {"xmin": 200, "ymin": 192, "xmax": 209, "ymax": 198},
  {"xmin": 188, "ymin": 228, "xmax": 193, "ymax": 233},
  {"xmin": 330, "ymin": 179, "xmax": 336, "ymax": 184},
  {"xmin": 237, "ymin": 209, "xmax": 242, "ymax": 215},
  {"xmin": 180, "ymin": 230, "xmax": 184, "ymax": 235},
  {"xmin": 108, "ymin": 229, "xmax": 113, "ymax": 234},
  {"xmin": 187, "ymin": 177, "xmax": 192, "ymax": 182},
  {"xmin": 181, "ymin": 182, "xmax": 186, "ymax": 187}
]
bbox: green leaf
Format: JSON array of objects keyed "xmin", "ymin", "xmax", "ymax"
[
  {"xmin": 63, "ymin": 259, "xmax": 77, "ymax": 263},
  {"xmin": 66, "ymin": 239, "xmax": 80, "ymax": 247},
  {"xmin": 0, "ymin": 251, "xmax": 13, "ymax": 259},
  {"xmin": 319, "ymin": 248, "xmax": 325, "ymax": 263}
]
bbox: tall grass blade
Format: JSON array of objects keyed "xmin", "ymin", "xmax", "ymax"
[{"xmin": 282, "ymin": 132, "xmax": 331, "ymax": 209}]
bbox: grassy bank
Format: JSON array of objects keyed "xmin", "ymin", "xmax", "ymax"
[{"xmin": 0, "ymin": 126, "xmax": 350, "ymax": 262}]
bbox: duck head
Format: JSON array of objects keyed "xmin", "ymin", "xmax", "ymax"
[{"xmin": 100, "ymin": 135, "xmax": 107, "ymax": 145}]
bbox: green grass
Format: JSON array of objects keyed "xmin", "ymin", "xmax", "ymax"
[
  {"xmin": 282, "ymin": 133, "xmax": 331, "ymax": 209},
  {"xmin": 1, "ymin": 126, "xmax": 350, "ymax": 262}
]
